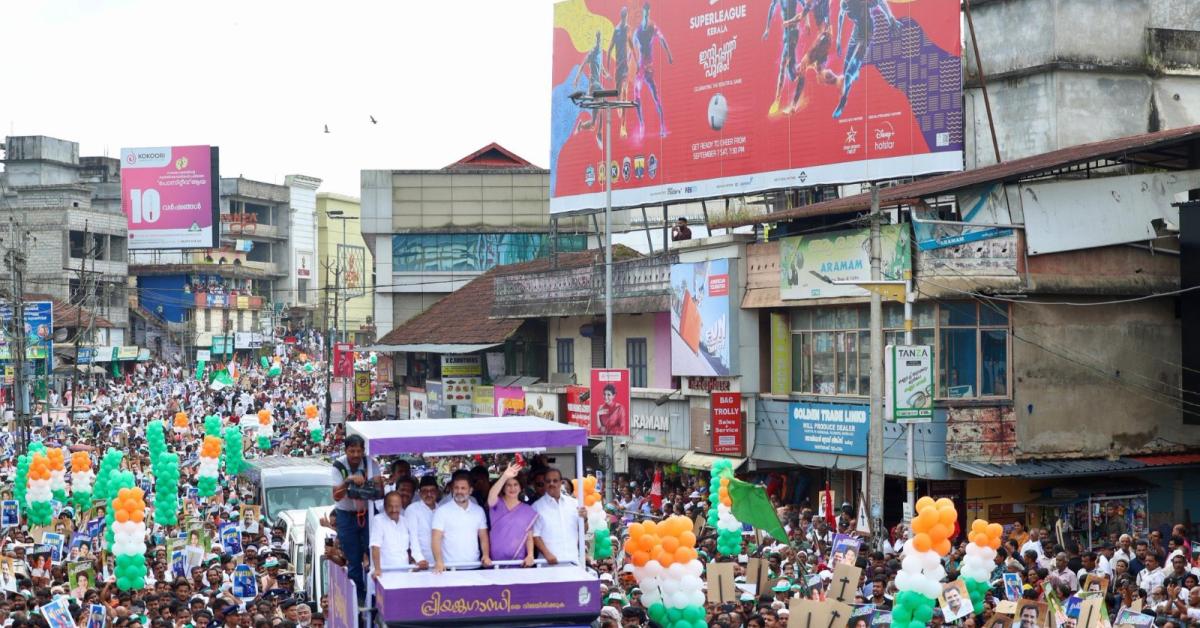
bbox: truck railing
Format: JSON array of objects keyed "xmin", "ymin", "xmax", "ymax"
[{"xmin": 381, "ymin": 558, "xmax": 565, "ymax": 573}]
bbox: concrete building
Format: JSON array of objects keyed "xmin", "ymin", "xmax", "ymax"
[
  {"xmin": 0, "ymin": 136, "xmax": 130, "ymax": 343},
  {"xmin": 360, "ymin": 143, "xmax": 588, "ymax": 337},
  {"xmin": 315, "ymin": 192, "xmax": 374, "ymax": 345},
  {"xmin": 963, "ymin": 0, "xmax": 1200, "ymax": 168}
]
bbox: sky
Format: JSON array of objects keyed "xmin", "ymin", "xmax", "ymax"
[{"xmin": 2, "ymin": 0, "xmax": 560, "ymax": 196}]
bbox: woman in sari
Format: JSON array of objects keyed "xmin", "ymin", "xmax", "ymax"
[{"xmin": 487, "ymin": 462, "xmax": 538, "ymax": 566}]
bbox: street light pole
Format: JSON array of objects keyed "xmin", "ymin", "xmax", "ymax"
[
  {"xmin": 867, "ymin": 184, "xmax": 884, "ymax": 537},
  {"xmin": 570, "ymin": 89, "xmax": 635, "ymax": 503}
]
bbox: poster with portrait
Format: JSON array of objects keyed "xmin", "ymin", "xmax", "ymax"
[
  {"xmin": 67, "ymin": 562, "xmax": 95, "ymax": 596},
  {"xmin": 830, "ymin": 534, "xmax": 861, "ymax": 569},
  {"xmin": 1083, "ymin": 574, "xmax": 1109, "ymax": 596},
  {"xmin": 240, "ymin": 504, "xmax": 261, "ymax": 535},
  {"xmin": 938, "ymin": 579, "xmax": 975, "ymax": 622},
  {"xmin": 39, "ymin": 595, "xmax": 73, "ymax": 628},
  {"xmin": 1112, "ymin": 608, "xmax": 1155, "ymax": 627},
  {"xmin": 589, "ymin": 368, "xmax": 630, "ymax": 438},
  {"xmin": 42, "ymin": 532, "xmax": 65, "ymax": 565},
  {"xmin": 67, "ymin": 533, "xmax": 91, "ymax": 562},
  {"xmin": 86, "ymin": 604, "xmax": 106, "ymax": 628},
  {"xmin": 1014, "ymin": 600, "xmax": 1047, "ymax": 628},
  {"xmin": 0, "ymin": 500, "xmax": 18, "ymax": 527},
  {"xmin": 847, "ymin": 604, "xmax": 875, "ymax": 628},
  {"xmin": 219, "ymin": 523, "xmax": 242, "ymax": 556},
  {"xmin": 1003, "ymin": 572, "xmax": 1023, "ymax": 601},
  {"xmin": 232, "ymin": 563, "xmax": 258, "ymax": 601},
  {"xmin": 0, "ymin": 557, "xmax": 16, "ymax": 592}
]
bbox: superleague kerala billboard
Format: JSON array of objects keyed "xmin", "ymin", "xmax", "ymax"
[{"xmin": 549, "ymin": 0, "xmax": 963, "ymax": 214}]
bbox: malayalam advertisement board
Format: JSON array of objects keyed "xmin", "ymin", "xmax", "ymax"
[
  {"xmin": 120, "ymin": 146, "xmax": 218, "ymax": 249},
  {"xmin": 565, "ymin": 385, "xmax": 591, "ymax": 428},
  {"xmin": 494, "ymin": 386, "xmax": 527, "ymax": 416},
  {"xmin": 711, "ymin": 392, "xmax": 743, "ymax": 455},
  {"xmin": 780, "ymin": 224, "xmax": 910, "ymax": 300},
  {"xmin": 670, "ymin": 259, "xmax": 736, "ymax": 376},
  {"xmin": 549, "ymin": 0, "xmax": 962, "ymax": 213},
  {"xmin": 886, "ymin": 344, "xmax": 933, "ymax": 422},
  {"xmin": 787, "ymin": 401, "xmax": 868, "ymax": 456},
  {"xmin": 589, "ymin": 368, "xmax": 630, "ymax": 438},
  {"xmin": 524, "ymin": 391, "xmax": 561, "ymax": 422}
]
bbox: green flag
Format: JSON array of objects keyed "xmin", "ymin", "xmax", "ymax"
[
  {"xmin": 727, "ymin": 477, "xmax": 788, "ymax": 543},
  {"xmin": 194, "ymin": 360, "xmax": 207, "ymax": 381}
]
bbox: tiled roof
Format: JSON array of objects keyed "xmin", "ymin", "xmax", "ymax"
[{"xmin": 24, "ymin": 293, "xmax": 114, "ymax": 329}]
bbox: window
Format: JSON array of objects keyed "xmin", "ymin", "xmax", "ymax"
[
  {"xmin": 627, "ymin": 338, "xmax": 648, "ymax": 388},
  {"xmin": 297, "ymin": 279, "xmax": 309, "ymax": 305},
  {"xmin": 555, "ymin": 338, "xmax": 574, "ymax": 375},
  {"xmin": 789, "ymin": 301, "xmax": 1008, "ymax": 399}
]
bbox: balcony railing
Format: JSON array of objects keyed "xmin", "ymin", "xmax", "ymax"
[
  {"xmin": 193, "ymin": 293, "xmax": 265, "ymax": 310},
  {"xmin": 492, "ymin": 254, "xmax": 675, "ymax": 318}
]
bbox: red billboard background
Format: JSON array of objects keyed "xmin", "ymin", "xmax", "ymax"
[{"xmin": 549, "ymin": 0, "xmax": 962, "ymax": 213}]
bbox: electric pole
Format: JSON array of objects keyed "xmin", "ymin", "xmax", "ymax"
[
  {"xmin": 6, "ymin": 219, "xmax": 29, "ymax": 453},
  {"xmin": 69, "ymin": 221, "xmax": 97, "ymax": 420},
  {"xmin": 867, "ymin": 184, "xmax": 885, "ymax": 539}
]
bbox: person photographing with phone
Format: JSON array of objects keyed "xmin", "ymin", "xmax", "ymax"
[{"xmin": 331, "ymin": 434, "xmax": 380, "ymax": 602}]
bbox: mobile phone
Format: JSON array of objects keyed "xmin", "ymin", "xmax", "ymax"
[{"xmin": 514, "ymin": 453, "xmax": 525, "ymax": 467}]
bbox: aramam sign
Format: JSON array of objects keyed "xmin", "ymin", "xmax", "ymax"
[{"xmin": 549, "ymin": 0, "xmax": 963, "ymax": 213}]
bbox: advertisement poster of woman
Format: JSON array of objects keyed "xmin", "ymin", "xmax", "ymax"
[{"xmin": 589, "ymin": 369, "xmax": 630, "ymax": 438}]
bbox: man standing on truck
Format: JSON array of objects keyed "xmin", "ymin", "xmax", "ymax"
[
  {"xmin": 370, "ymin": 491, "xmax": 427, "ymax": 575},
  {"xmin": 431, "ymin": 475, "xmax": 491, "ymax": 572},
  {"xmin": 406, "ymin": 475, "xmax": 440, "ymax": 564},
  {"xmin": 532, "ymin": 467, "xmax": 587, "ymax": 566},
  {"xmin": 330, "ymin": 434, "xmax": 372, "ymax": 602}
]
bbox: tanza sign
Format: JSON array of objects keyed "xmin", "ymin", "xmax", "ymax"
[{"xmin": 886, "ymin": 344, "xmax": 934, "ymax": 423}]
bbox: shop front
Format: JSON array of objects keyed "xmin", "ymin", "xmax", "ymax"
[{"xmin": 592, "ymin": 396, "xmax": 691, "ymax": 483}]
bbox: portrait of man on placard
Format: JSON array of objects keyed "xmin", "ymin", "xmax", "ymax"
[
  {"xmin": 1014, "ymin": 599, "xmax": 1047, "ymax": 628},
  {"xmin": 938, "ymin": 580, "xmax": 975, "ymax": 622}
]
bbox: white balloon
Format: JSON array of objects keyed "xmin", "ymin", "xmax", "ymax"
[
  {"xmin": 668, "ymin": 563, "xmax": 687, "ymax": 580},
  {"xmin": 681, "ymin": 574, "xmax": 703, "ymax": 591},
  {"xmin": 660, "ymin": 579, "xmax": 679, "ymax": 595},
  {"xmin": 643, "ymin": 560, "xmax": 663, "ymax": 579},
  {"xmin": 689, "ymin": 590, "xmax": 706, "ymax": 607},
  {"xmin": 686, "ymin": 560, "xmax": 704, "ymax": 577},
  {"xmin": 669, "ymin": 591, "xmax": 689, "ymax": 609}
]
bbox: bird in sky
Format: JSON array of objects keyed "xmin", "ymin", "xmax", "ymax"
[
  {"xmin": 370, "ymin": 115, "xmax": 378, "ymax": 124},
  {"xmin": 324, "ymin": 124, "xmax": 330, "ymax": 133}
]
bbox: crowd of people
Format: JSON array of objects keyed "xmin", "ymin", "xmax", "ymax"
[{"xmin": 1, "ymin": 343, "xmax": 1198, "ymax": 628}]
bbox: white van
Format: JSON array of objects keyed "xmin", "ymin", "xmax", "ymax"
[{"xmin": 238, "ymin": 457, "xmax": 337, "ymax": 525}]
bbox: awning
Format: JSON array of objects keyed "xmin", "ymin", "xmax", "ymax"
[
  {"xmin": 677, "ymin": 452, "xmax": 747, "ymax": 472},
  {"xmin": 950, "ymin": 458, "xmax": 1148, "ymax": 478},
  {"xmin": 590, "ymin": 441, "xmax": 683, "ymax": 465},
  {"xmin": 357, "ymin": 343, "xmax": 502, "ymax": 354}
]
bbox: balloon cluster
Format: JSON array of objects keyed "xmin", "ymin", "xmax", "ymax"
[
  {"xmin": 173, "ymin": 411, "xmax": 189, "ymax": 435},
  {"xmin": 147, "ymin": 421, "xmax": 168, "ymax": 465},
  {"xmin": 92, "ymin": 448, "xmax": 125, "ymax": 505},
  {"xmin": 707, "ymin": 459, "xmax": 741, "ymax": 556},
  {"xmin": 204, "ymin": 414, "xmax": 222, "ymax": 438},
  {"xmin": 25, "ymin": 453, "xmax": 53, "ymax": 527},
  {"xmin": 13, "ymin": 454, "xmax": 30, "ymax": 511},
  {"xmin": 46, "ymin": 448, "xmax": 67, "ymax": 503},
  {"xmin": 70, "ymin": 451, "xmax": 94, "ymax": 510},
  {"xmin": 110, "ymin": 482, "xmax": 149, "ymax": 591},
  {"xmin": 152, "ymin": 451, "xmax": 180, "ymax": 526},
  {"xmin": 197, "ymin": 436, "xmax": 223, "ymax": 498},
  {"xmin": 581, "ymin": 476, "xmax": 611, "ymax": 559},
  {"xmin": 304, "ymin": 362, "xmax": 314, "ymax": 373},
  {"xmin": 223, "ymin": 426, "xmax": 245, "ymax": 476},
  {"xmin": 627, "ymin": 516, "xmax": 705, "ymax": 628},
  {"xmin": 255, "ymin": 409, "xmax": 273, "ymax": 451},
  {"xmin": 960, "ymin": 519, "xmax": 1003, "ymax": 611},
  {"xmin": 305, "ymin": 405, "xmax": 323, "ymax": 444},
  {"xmin": 892, "ymin": 497, "xmax": 958, "ymax": 628},
  {"xmin": 260, "ymin": 356, "xmax": 270, "ymax": 369}
]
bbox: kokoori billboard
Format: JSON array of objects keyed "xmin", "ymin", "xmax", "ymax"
[
  {"xmin": 549, "ymin": 0, "xmax": 963, "ymax": 213},
  {"xmin": 121, "ymin": 145, "xmax": 219, "ymax": 249}
]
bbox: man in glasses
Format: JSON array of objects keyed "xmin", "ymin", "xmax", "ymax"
[{"xmin": 405, "ymin": 475, "xmax": 440, "ymax": 567}]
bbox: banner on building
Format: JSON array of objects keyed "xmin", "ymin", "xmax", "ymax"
[
  {"xmin": 885, "ymin": 345, "xmax": 933, "ymax": 423},
  {"xmin": 121, "ymin": 146, "xmax": 219, "ymax": 249},
  {"xmin": 525, "ymin": 391, "xmax": 561, "ymax": 422},
  {"xmin": 494, "ymin": 386, "xmax": 526, "ymax": 417},
  {"xmin": 472, "ymin": 385, "xmax": 495, "ymax": 418},
  {"xmin": 442, "ymin": 377, "xmax": 479, "ymax": 409},
  {"xmin": 565, "ymin": 385, "xmax": 590, "ymax": 428},
  {"xmin": 670, "ymin": 259, "xmax": 736, "ymax": 376},
  {"xmin": 548, "ymin": 0, "xmax": 963, "ymax": 214},
  {"xmin": 0, "ymin": 301, "xmax": 53, "ymax": 359},
  {"xmin": 589, "ymin": 368, "xmax": 630, "ymax": 438},
  {"xmin": 711, "ymin": 392, "xmax": 743, "ymax": 455},
  {"xmin": 354, "ymin": 372, "xmax": 371, "ymax": 402},
  {"xmin": 425, "ymin": 381, "xmax": 449, "ymax": 419},
  {"xmin": 409, "ymin": 389, "xmax": 427, "ymax": 421},
  {"xmin": 333, "ymin": 343, "xmax": 354, "ymax": 378},
  {"xmin": 787, "ymin": 401, "xmax": 869, "ymax": 456},
  {"xmin": 337, "ymin": 244, "xmax": 367, "ymax": 298},
  {"xmin": 441, "ymin": 355, "xmax": 482, "ymax": 377},
  {"xmin": 768, "ymin": 312, "xmax": 791, "ymax": 395},
  {"xmin": 780, "ymin": 224, "xmax": 911, "ymax": 300}
]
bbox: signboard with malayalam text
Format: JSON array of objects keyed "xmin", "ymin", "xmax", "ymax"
[{"xmin": 121, "ymin": 146, "xmax": 219, "ymax": 250}]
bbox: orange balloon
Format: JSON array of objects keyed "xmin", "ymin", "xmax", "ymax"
[
  {"xmin": 720, "ymin": 495, "xmax": 732, "ymax": 507},
  {"xmin": 720, "ymin": 477, "xmax": 729, "ymax": 488},
  {"xmin": 642, "ymin": 521, "xmax": 658, "ymax": 535},
  {"xmin": 674, "ymin": 546, "xmax": 695, "ymax": 564},
  {"xmin": 661, "ymin": 536, "xmax": 680, "ymax": 554},
  {"xmin": 628, "ymin": 522, "xmax": 644, "ymax": 539},
  {"xmin": 631, "ymin": 551, "xmax": 649, "ymax": 567},
  {"xmin": 935, "ymin": 497, "xmax": 954, "ymax": 510},
  {"xmin": 132, "ymin": 487, "xmax": 144, "ymax": 499},
  {"xmin": 916, "ymin": 496, "xmax": 935, "ymax": 511},
  {"xmin": 938, "ymin": 508, "xmax": 956, "ymax": 526},
  {"xmin": 971, "ymin": 519, "xmax": 988, "ymax": 534},
  {"xmin": 656, "ymin": 550, "xmax": 674, "ymax": 568},
  {"xmin": 131, "ymin": 509, "xmax": 144, "ymax": 523},
  {"xmin": 989, "ymin": 537, "xmax": 1002, "ymax": 550},
  {"xmin": 929, "ymin": 524, "xmax": 950, "ymax": 542},
  {"xmin": 638, "ymin": 534, "xmax": 656, "ymax": 552},
  {"xmin": 718, "ymin": 488, "xmax": 729, "ymax": 501},
  {"xmin": 913, "ymin": 533, "xmax": 932, "ymax": 553},
  {"xmin": 987, "ymin": 523, "xmax": 1003, "ymax": 539},
  {"xmin": 115, "ymin": 509, "xmax": 130, "ymax": 523},
  {"xmin": 935, "ymin": 538, "xmax": 951, "ymax": 556},
  {"xmin": 679, "ymin": 530, "xmax": 697, "ymax": 549}
]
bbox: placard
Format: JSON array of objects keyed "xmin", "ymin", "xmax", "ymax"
[
  {"xmin": 829, "ymin": 563, "xmax": 863, "ymax": 603},
  {"xmin": 705, "ymin": 562, "xmax": 737, "ymax": 605},
  {"xmin": 711, "ymin": 392, "xmax": 743, "ymax": 454}
]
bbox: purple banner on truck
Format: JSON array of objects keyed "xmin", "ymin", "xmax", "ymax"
[
  {"xmin": 375, "ymin": 567, "xmax": 600, "ymax": 624},
  {"xmin": 326, "ymin": 564, "xmax": 358, "ymax": 628}
]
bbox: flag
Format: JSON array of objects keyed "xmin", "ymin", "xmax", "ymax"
[
  {"xmin": 194, "ymin": 360, "xmax": 206, "ymax": 381},
  {"xmin": 824, "ymin": 481, "xmax": 837, "ymax": 528},
  {"xmin": 649, "ymin": 468, "xmax": 663, "ymax": 510},
  {"xmin": 726, "ymin": 478, "xmax": 787, "ymax": 543}
]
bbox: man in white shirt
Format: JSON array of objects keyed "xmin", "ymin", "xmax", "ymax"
[
  {"xmin": 532, "ymin": 468, "xmax": 586, "ymax": 565},
  {"xmin": 1136, "ymin": 552, "xmax": 1165, "ymax": 594},
  {"xmin": 1112, "ymin": 534, "xmax": 1135, "ymax": 566},
  {"xmin": 431, "ymin": 475, "xmax": 490, "ymax": 572},
  {"xmin": 370, "ymin": 491, "xmax": 426, "ymax": 576},
  {"xmin": 405, "ymin": 475, "xmax": 440, "ymax": 563},
  {"xmin": 1020, "ymin": 529, "xmax": 1044, "ymax": 560}
]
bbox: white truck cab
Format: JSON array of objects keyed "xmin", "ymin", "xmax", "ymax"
[{"xmin": 238, "ymin": 457, "xmax": 337, "ymax": 526}]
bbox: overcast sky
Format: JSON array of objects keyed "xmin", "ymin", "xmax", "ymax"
[{"xmin": 3, "ymin": 0, "xmax": 559, "ymax": 195}]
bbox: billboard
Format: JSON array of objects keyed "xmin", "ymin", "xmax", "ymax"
[
  {"xmin": 779, "ymin": 224, "xmax": 910, "ymax": 300},
  {"xmin": 711, "ymin": 392, "xmax": 743, "ymax": 455},
  {"xmin": 787, "ymin": 401, "xmax": 869, "ymax": 456},
  {"xmin": 337, "ymin": 244, "xmax": 368, "ymax": 298},
  {"xmin": 565, "ymin": 385, "xmax": 591, "ymax": 428},
  {"xmin": 670, "ymin": 258, "xmax": 735, "ymax": 376},
  {"xmin": 0, "ymin": 301, "xmax": 53, "ymax": 357},
  {"xmin": 549, "ymin": 0, "xmax": 962, "ymax": 213},
  {"xmin": 120, "ymin": 146, "xmax": 219, "ymax": 249},
  {"xmin": 589, "ymin": 368, "xmax": 630, "ymax": 438}
]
